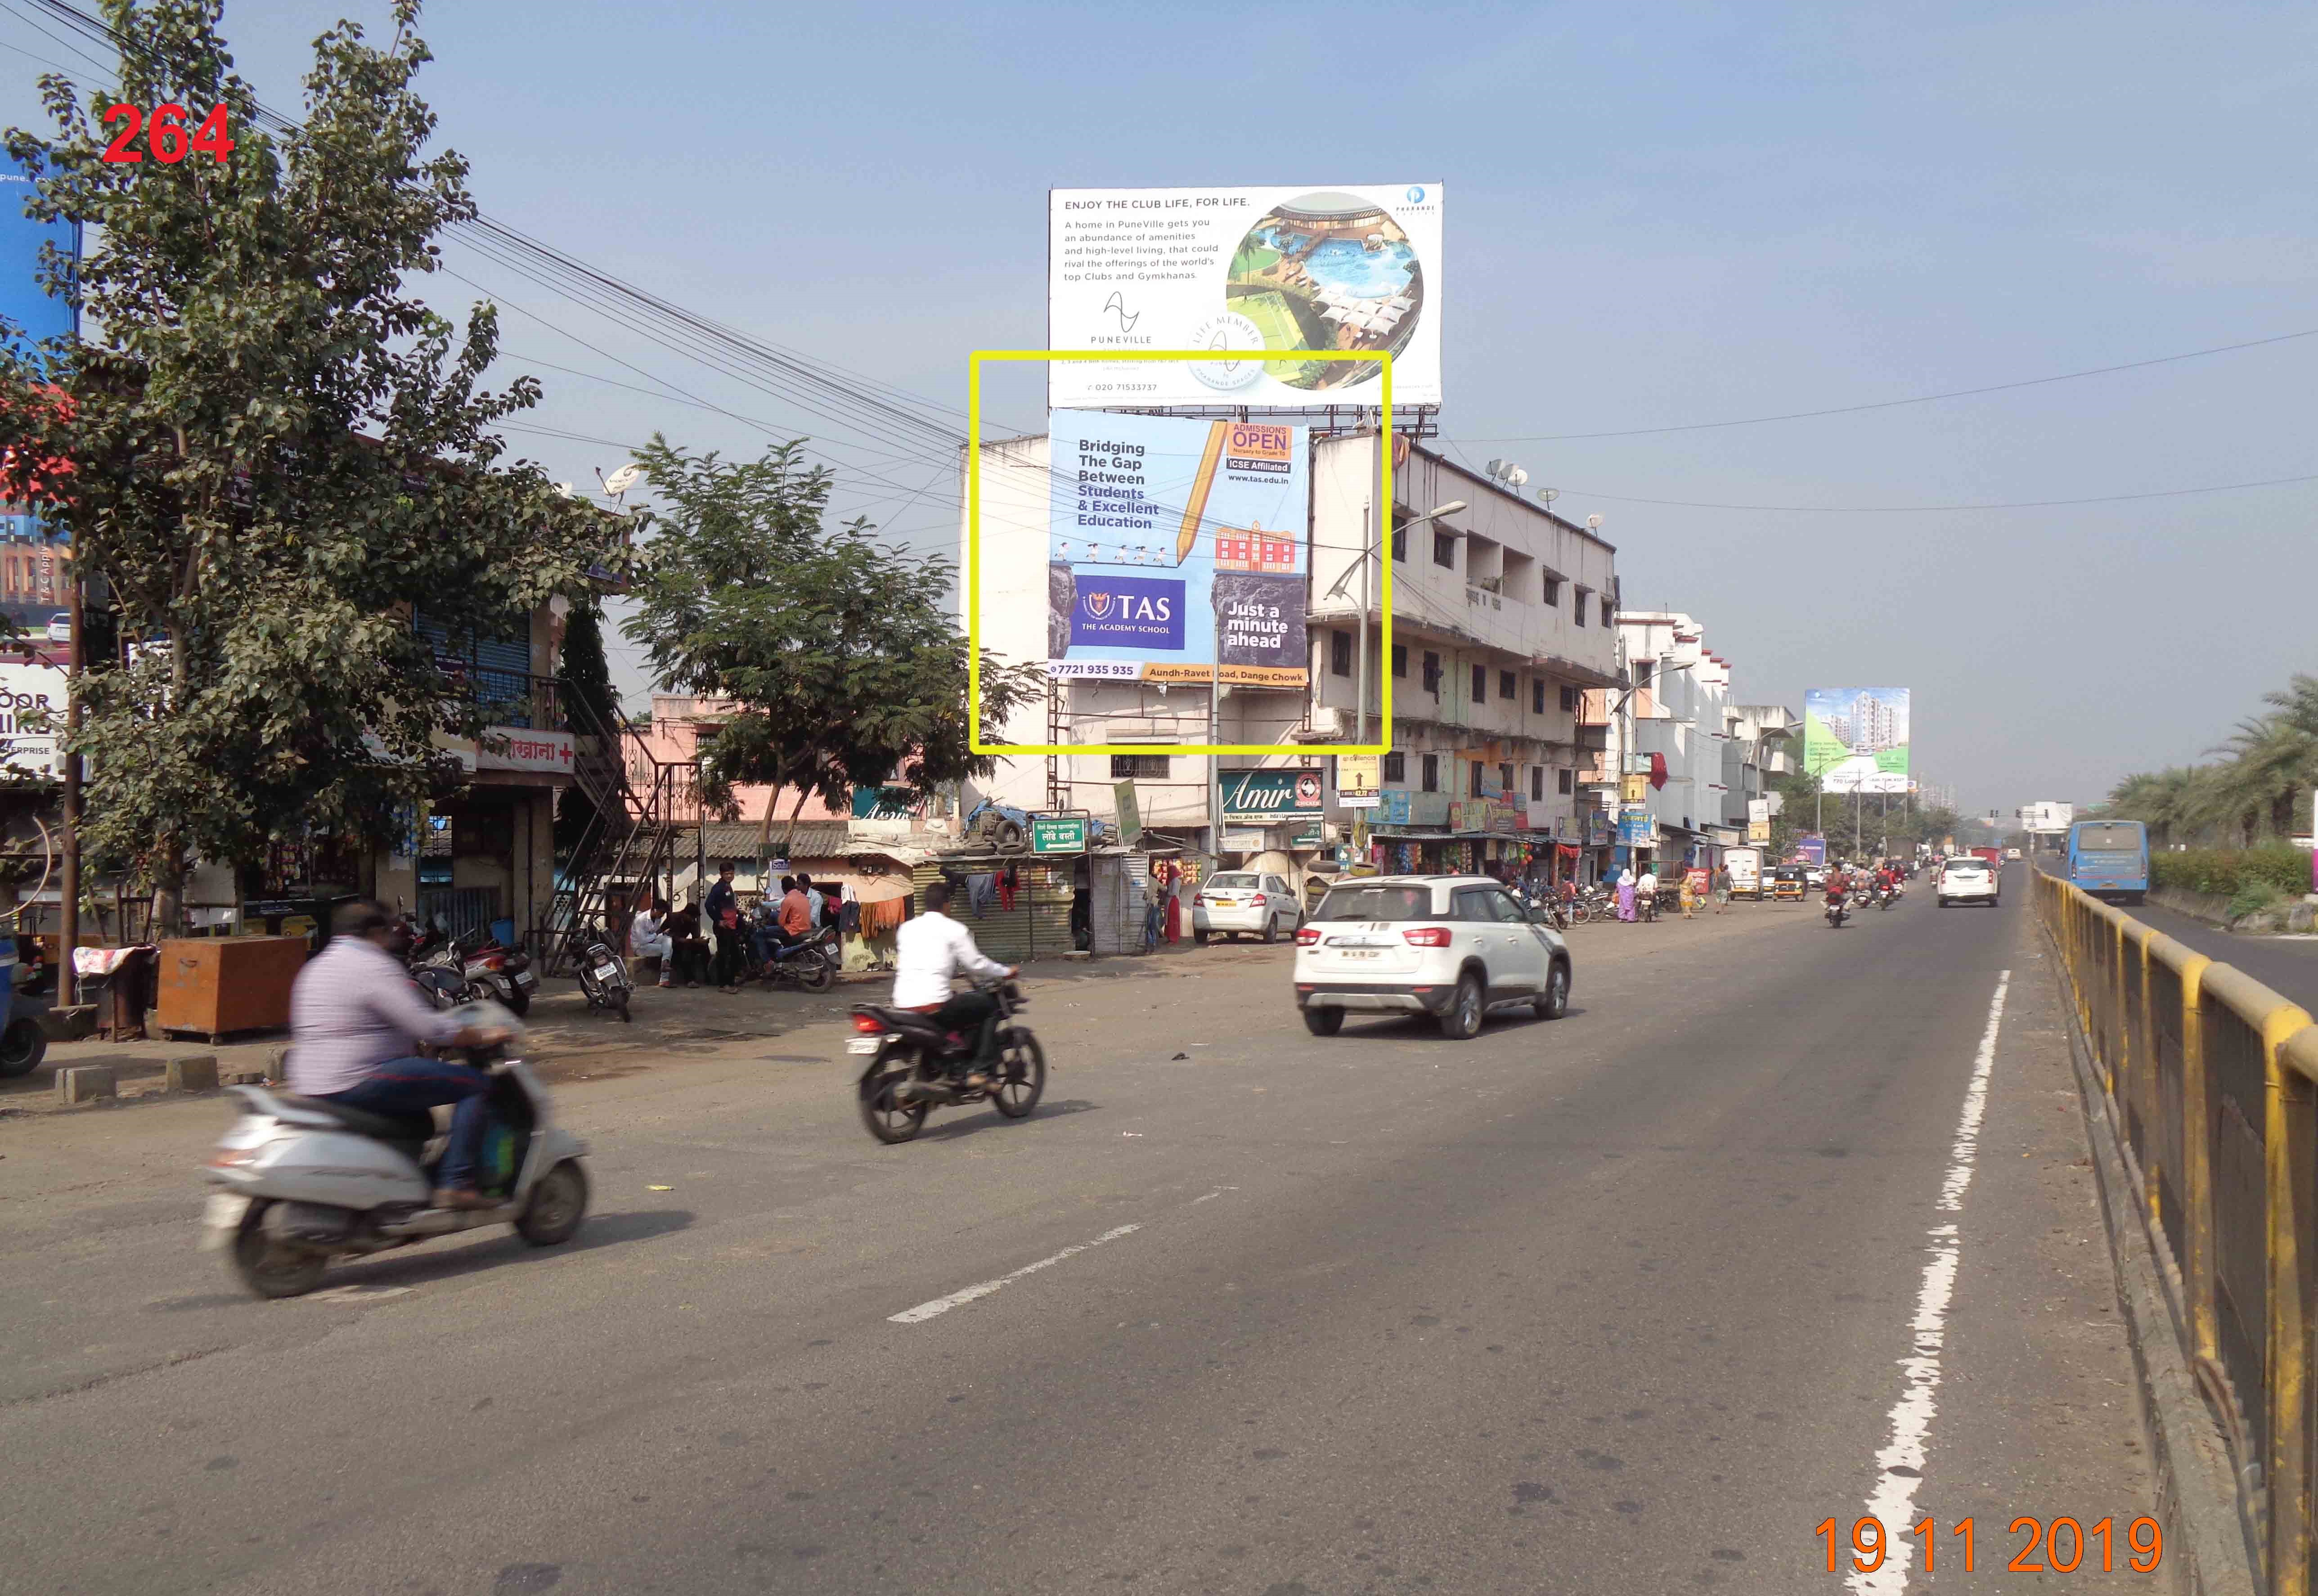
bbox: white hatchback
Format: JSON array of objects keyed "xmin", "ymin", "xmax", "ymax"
[
  {"xmin": 1937, "ymin": 858, "xmax": 2000, "ymax": 907},
  {"xmin": 1293, "ymin": 874, "xmax": 1572, "ymax": 1040},
  {"xmin": 1193, "ymin": 872, "xmax": 1300, "ymax": 944}
]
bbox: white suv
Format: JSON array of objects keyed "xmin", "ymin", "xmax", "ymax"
[
  {"xmin": 1937, "ymin": 857, "xmax": 2000, "ymax": 907},
  {"xmin": 1293, "ymin": 874, "xmax": 1572, "ymax": 1040},
  {"xmin": 1193, "ymin": 871, "xmax": 1301, "ymax": 944}
]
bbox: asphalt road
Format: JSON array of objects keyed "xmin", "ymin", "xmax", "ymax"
[{"xmin": 0, "ymin": 889, "xmax": 2159, "ymax": 1595}]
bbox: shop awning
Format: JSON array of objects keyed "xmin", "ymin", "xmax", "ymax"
[{"xmin": 1372, "ymin": 828, "xmax": 1456, "ymax": 840}]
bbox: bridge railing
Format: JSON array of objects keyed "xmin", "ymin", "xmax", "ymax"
[{"xmin": 2035, "ymin": 870, "xmax": 2315, "ymax": 1592}]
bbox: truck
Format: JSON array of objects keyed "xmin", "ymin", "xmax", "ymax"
[{"xmin": 1724, "ymin": 846, "xmax": 1764, "ymax": 901}]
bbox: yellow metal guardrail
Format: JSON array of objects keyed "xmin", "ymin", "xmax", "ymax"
[{"xmin": 2035, "ymin": 870, "xmax": 2316, "ymax": 1592}]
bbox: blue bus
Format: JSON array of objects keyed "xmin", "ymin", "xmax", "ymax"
[{"xmin": 2068, "ymin": 819, "xmax": 2150, "ymax": 904}]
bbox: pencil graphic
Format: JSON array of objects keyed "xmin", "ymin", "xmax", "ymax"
[{"xmin": 1175, "ymin": 420, "xmax": 1229, "ymax": 564}]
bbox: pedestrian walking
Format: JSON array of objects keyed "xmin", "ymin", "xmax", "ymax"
[
  {"xmin": 1679, "ymin": 873, "xmax": 1698, "ymax": 919},
  {"xmin": 1141, "ymin": 870, "xmax": 1163, "ymax": 953},
  {"xmin": 1712, "ymin": 864, "xmax": 1733, "ymax": 913},
  {"xmin": 1615, "ymin": 866, "xmax": 1637, "ymax": 923}
]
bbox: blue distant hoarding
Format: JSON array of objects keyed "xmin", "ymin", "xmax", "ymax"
[{"xmin": 0, "ymin": 155, "xmax": 77, "ymax": 358}]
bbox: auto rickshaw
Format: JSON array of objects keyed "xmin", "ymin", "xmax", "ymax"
[{"xmin": 1771, "ymin": 864, "xmax": 1807, "ymax": 904}]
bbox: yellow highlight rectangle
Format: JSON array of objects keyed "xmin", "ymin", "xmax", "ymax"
[{"xmin": 968, "ymin": 348, "xmax": 1392, "ymax": 757}]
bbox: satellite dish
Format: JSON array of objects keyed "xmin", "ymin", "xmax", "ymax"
[
  {"xmin": 1539, "ymin": 487, "xmax": 1559, "ymax": 504},
  {"xmin": 1508, "ymin": 468, "xmax": 1529, "ymax": 487},
  {"xmin": 1486, "ymin": 458, "xmax": 1505, "ymax": 478},
  {"xmin": 602, "ymin": 463, "xmax": 644, "ymax": 496},
  {"xmin": 1586, "ymin": 513, "xmax": 1604, "ymax": 530},
  {"xmin": 553, "ymin": 482, "xmax": 577, "ymax": 499}
]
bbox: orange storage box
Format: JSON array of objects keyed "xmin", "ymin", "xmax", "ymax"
[{"xmin": 156, "ymin": 935, "xmax": 307, "ymax": 1042}]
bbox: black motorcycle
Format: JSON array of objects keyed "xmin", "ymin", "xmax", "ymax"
[
  {"xmin": 846, "ymin": 979, "xmax": 1045, "ymax": 1144},
  {"xmin": 570, "ymin": 918, "xmax": 633, "ymax": 1022},
  {"xmin": 728, "ymin": 915, "xmax": 837, "ymax": 993}
]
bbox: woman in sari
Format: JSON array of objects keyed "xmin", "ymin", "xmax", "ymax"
[{"xmin": 1615, "ymin": 866, "xmax": 1638, "ymax": 923}]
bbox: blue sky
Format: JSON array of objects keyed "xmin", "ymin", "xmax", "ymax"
[{"xmin": 3, "ymin": 0, "xmax": 2312, "ymax": 816}]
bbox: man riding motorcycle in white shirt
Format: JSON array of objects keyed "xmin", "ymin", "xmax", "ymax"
[{"xmin": 891, "ymin": 880, "xmax": 1017, "ymax": 1094}]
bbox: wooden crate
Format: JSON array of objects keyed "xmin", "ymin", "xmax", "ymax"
[{"xmin": 156, "ymin": 936, "xmax": 307, "ymax": 1041}]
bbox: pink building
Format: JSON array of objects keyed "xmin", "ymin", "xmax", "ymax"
[{"xmin": 623, "ymin": 694, "xmax": 848, "ymax": 825}]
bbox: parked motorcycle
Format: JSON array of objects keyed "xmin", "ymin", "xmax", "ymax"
[
  {"xmin": 847, "ymin": 978, "xmax": 1045, "ymax": 1144},
  {"xmin": 732, "ymin": 916, "xmax": 836, "ymax": 993},
  {"xmin": 404, "ymin": 920, "xmax": 472, "ymax": 1010},
  {"xmin": 458, "ymin": 932, "xmax": 538, "ymax": 1016},
  {"xmin": 199, "ymin": 1003, "xmax": 588, "ymax": 1298},
  {"xmin": 570, "ymin": 918, "xmax": 633, "ymax": 1021}
]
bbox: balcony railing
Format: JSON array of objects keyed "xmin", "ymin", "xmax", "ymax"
[{"xmin": 434, "ymin": 663, "xmax": 567, "ymax": 732}]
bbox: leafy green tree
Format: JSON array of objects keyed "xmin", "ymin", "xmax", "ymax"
[
  {"xmin": 620, "ymin": 436, "xmax": 1044, "ymax": 854},
  {"xmin": 553, "ymin": 600, "xmax": 620, "ymax": 859},
  {"xmin": 0, "ymin": 0, "xmax": 622, "ymax": 927}
]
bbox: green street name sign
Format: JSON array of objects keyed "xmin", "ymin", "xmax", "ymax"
[{"xmin": 1031, "ymin": 816, "xmax": 1088, "ymax": 854}]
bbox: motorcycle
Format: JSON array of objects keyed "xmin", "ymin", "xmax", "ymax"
[
  {"xmin": 1876, "ymin": 883, "xmax": 1897, "ymax": 911},
  {"xmin": 458, "ymin": 932, "xmax": 537, "ymax": 1016},
  {"xmin": 199, "ymin": 1003, "xmax": 589, "ymax": 1299},
  {"xmin": 404, "ymin": 920, "xmax": 472, "ymax": 1010},
  {"xmin": 732, "ymin": 915, "xmax": 836, "ymax": 993},
  {"xmin": 1825, "ymin": 891, "xmax": 1851, "ymax": 928},
  {"xmin": 846, "ymin": 978, "xmax": 1046, "ymax": 1144},
  {"xmin": 570, "ymin": 918, "xmax": 633, "ymax": 1021}
]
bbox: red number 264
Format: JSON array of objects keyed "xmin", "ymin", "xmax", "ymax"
[{"xmin": 102, "ymin": 103, "xmax": 234, "ymax": 164}]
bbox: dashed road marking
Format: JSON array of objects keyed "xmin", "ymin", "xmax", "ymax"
[{"xmin": 888, "ymin": 1224, "xmax": 1143, "ymax": 1325}]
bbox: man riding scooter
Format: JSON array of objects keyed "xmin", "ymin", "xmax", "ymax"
[{"xmin": 285, "ymin": 900, "xmax": 512, "ymax": 1210}]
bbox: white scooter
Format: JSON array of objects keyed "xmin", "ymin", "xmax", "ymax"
[{"xmin": 200, "ymin": 1004, "xmax": 589, "ymax": 1298}]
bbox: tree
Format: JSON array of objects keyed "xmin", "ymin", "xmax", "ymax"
[
  {"xmin": 0, "ymin": 0, "xmax": 622, "ymax": 928},
  {"xmin": 619, "ymin": 436, "xmax": 1044, "ymax": 854},
  {"xmin": 553, "ymin": 600, "xmax": 620, "ymax": 859}
]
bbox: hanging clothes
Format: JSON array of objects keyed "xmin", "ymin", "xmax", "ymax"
[{"xmin": 966, "ymin": 872, "xmax": 997, "ymax": 917}]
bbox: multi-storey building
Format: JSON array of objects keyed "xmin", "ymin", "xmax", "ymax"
[
  {"xmin": 964, "ymin": 433, "xmax": 1622, "ymax": 886},
  {"xmin": 1581, "ymin": 610, "xmax": 1740, "ymax": 875}
]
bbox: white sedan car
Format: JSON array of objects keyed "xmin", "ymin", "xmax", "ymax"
[
  {"xmin": 1192, "ymin": 871, "xmax": 1301, "ymax": 944},
  {"xmin": 1293, "ymin": 874, "xmax": 1572, "ymax": 1040},
  {"xmin": 1937, "ymin": 857, "xmax": 2001, "ymax": 907}
]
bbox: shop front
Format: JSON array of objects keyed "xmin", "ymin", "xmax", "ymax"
[
  {"xmin": 382, "ymin": 724, "xmax": 572, "ymax": 944},
  {"xmin": 1217, "ymin": 767, "xmax": 1329, "ymax": 893},
  {"xmin": 1365, "ymin": 788, "xmax": 1455, "ymax": 875}
]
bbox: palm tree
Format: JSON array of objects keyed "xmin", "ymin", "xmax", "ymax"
[{"xmin": 2209, "ymin": 712, "xmax": 2315, "ymax": 841}]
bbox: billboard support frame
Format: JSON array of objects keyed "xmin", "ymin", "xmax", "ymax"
[{"xmin": 967, "ymin": 348, "xmax": 1391, "ymax": 758}]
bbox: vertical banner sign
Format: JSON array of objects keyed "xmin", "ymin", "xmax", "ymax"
[
  {"xmin": 1803, "ymin": 687, "xmax": 1911, "ymax": 794},
  {"xmin": 1048, "ymin": 409, "xmax": 1308, "ymax": 685},
  {"xmin": 1112, "ymin": 779, "xmax": 1141, "ymax": 845}
]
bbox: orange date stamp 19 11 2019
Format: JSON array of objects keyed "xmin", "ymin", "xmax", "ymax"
[{"xmin": 1815, "ymin": 1515, "xmax": 2164, "ymax": 1575}]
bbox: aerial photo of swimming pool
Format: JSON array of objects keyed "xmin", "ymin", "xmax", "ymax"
[{"xmin": 1226, "ymin": 192, "xmax": 1427, "ymax": 392}]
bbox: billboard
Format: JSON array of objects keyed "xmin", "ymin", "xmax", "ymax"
[
  {"xmin": 1047, "ymin": 409, "xmax": 1307, "ymax": 685},
  {"xmin": 1804, "ymin": 687, "xmax": 1911, "ymax": 795},
  {"xmin": 0, "ymin": 155, "xmax": 77, "ymax": 359},
  {"xmin": 1049, "ymin": 183, "xmax": 1442, "ymax": 409},
  {"xmin": 0, "ymin": 656, "xmax": 63, "ymax": 778}
]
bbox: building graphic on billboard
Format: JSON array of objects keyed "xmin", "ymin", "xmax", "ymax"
[
  {"xmin": 1048, "ymin": 183, "xmax": 1443, "ymax": 409},
  {"xmin": 1804, "ymin": 687, "xmax": 1912, "ymax": 794},
  {"xmin": 1046, "ymin": 409, "xmax": 1308, "ymax": 686}
]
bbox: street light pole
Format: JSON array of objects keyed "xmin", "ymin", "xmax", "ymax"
[{"xmin": 1325, "ymin": 496, "xmax": 1465, "ymax": 753}]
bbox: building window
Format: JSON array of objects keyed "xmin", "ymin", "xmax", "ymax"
[
  {"xmin": 1391, "ymin": 643, "xmax": 1407, "ymax": 678},
  {"xmin": 1383, "ymin": 751, "xmax": 1406, "ymax": 782},
  {"xmin": 1498, "ymin": 670, "xmax": 1516, "ymax": 701},
  {"xmin": 1499, "ymin": 761, "xmax": 1514, "ymax": 795},
  {"xmin": 1391, "ymin": 522, "xmax": 1406, "ymax": 562},
  {"xmin": 1634, "ymin": 659, "xmax": 1654, "ymax": 690},
  {"xmin": 1470, "ymin": 663, "xmax": 1486, "ymax": 702},
  {"xmin": 1558, "ymin": 767, "xmax": 1575, "ymax": 795},
  {"xmin": 1543, "ymin": 575, "xmax": 1562, "ymax": 607},
  {"xmin": 1421, "ymin": 753, "xmax": 1440, "ymax": 792},
  {"xmin": 1330, "ymin": 629, "xmax": 1352, "ymax": 677},
  {"xmin": 1529, "ymin": 765, "xmax": 1544, "ymax": 800},
  {"xmin": 1433, "ymin": 531, "xmax": 1456, "ymax": 569},
  {"xmin": 1560, "ymin": 684, "xmax": 1579, "ymax": 712},
  {"xmin": 1110, "ymin": 753, "xmax": 1169, "ymax": 779},
  {"xmin": 1601, "ymin": 595, "xmax": 1613, "ymax": 627},
  {"xmin": 1532, "ymin": 678, "xmax": 1546, "ymax": 715},
  {"xmin": 1572, "ymin": 587, "xmax": 1589, "ymax": 627},
  {"xmin": 1469, "ymin": 760, "xmax": 1485, "ymax": 796},
  {"xmin": 1422, "ymin": 651, "xmax": 1441, "ymax": 697}
]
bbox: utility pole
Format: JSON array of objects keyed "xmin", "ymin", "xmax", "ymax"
[
  {"xmin": 58, "ymin": 530, "xmax": 81, "ymax": 1004},
  {"xmin": 1207, "ymin": 608, "xmax": 1222, "ymax": 859}
]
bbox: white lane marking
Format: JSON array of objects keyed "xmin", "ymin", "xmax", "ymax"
[
  {"xmin": 888, "ymin": 1224, "xmax": 1142, "ymax": 1325},
  {"xmin": 1190, "ymin": 1186, "xmax": 1238, "ymax": 1205},
  {"xmin": 1849, "ymin": 969, "xmax": 2008, "ymax": 1596}
]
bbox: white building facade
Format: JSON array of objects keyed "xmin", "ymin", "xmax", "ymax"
[{"xmin": 961, "ymin": 432, "xmax": 1621, "ymax": 884}]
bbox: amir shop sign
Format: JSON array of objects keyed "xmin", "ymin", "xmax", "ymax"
[{"xmin": 1221, "ymin": 767, "xmax": 1323, "ymax": 822}]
